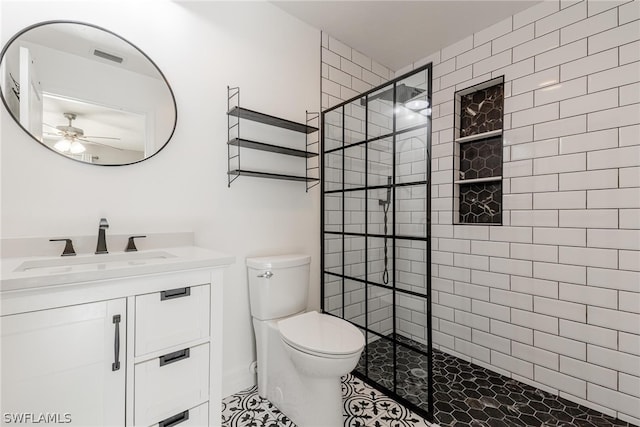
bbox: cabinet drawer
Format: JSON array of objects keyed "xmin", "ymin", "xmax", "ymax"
[
  {"xmin": 135, "ymin": 344, "xmax": 209, "ymax": 426},
  {"xmin": 150, "ymin": 402, "xmax": 209, "ymax": 427},
  {"xmin": 135, "ymin": 284, "xmax": 210, "ymax": 356}
]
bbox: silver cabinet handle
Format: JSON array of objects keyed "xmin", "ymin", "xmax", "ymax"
[
  {"xmin": 159, "ymin": 410, "xmax": 189, "ymax": 427},
  {"xmin": 257, "ymin": 271, "xmax": 273, "ymax": 279},
  {"xmin": 112, "ymin": 315, "xmax": 121, "ymax": 371},
  {"xmin": 159, "ymin": 348, "xmax": 190, "ymax": 367},
  {"xmin": 160, "ymin": 287, "xmax": 191, "ymax": 300}
]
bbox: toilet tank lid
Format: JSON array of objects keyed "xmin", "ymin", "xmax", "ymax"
[{"xmin": 246, "ymin": 254, "xmax": 311, "ymax": 269}]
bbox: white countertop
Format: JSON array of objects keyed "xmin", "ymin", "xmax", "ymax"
[{"xmin": 1, "ymin": 246, "xmax": 235, "ymax": 292}]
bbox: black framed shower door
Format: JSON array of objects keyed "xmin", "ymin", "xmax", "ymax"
[{"xmin": 320, "ymin": 63, "xmax": 433, "ymax": 421}]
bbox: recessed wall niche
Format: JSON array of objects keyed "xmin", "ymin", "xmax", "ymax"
[{"xmin": 453, "ymin": 76, "xmax": 504, "ymax": 224}]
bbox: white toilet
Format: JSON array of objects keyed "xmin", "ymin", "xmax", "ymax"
[{"xmin": 247, "ymin": 254, "xmax": 365, "ymax": 427}]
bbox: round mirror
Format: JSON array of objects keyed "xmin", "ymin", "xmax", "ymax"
[{"xmin": 0, "ymin": 21, "xmax": 177, "ymax": 165}]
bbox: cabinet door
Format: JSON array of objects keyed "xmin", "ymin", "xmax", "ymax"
[{"xmin": 1, "ymin": 299, "xmax": 126, "ymax": 426}]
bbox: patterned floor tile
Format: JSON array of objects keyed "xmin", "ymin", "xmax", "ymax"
[
  {"xmin": 221, "ymin": 374, "xmax": 433, "ymax": 427},
  {"xmin": 221, "ymin": 385, "xmax": 294, "ymax": 427},
  {"xmin": 343, "ymin": 375, "xmax": 432, "ymax": 427}
]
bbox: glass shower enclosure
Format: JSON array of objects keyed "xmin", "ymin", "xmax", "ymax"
[{"xmin": 321, "ymin": 64, "xmax": 433, "ymax": 419}]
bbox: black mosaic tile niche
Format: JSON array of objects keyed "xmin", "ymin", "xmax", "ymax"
[
  {"xmin": 460, "ymin": 83, "xmax": 504, "ymax": 137},
  {"xmin": 455, "ymin": 77, "xmax": 504, "ymax": 225},
  {"xmin": 459, "ymin": 182, "xmax": 502, "ymax": 224},
  {"xmin": 459, "ymin": 137, "xmax": 502, "ymax": 180}
]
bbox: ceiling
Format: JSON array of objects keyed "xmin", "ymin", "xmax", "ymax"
[
  {"xmin": 272, "ymin": 1, "xmax": 541, "ymax": 71},
  {"xmin": 21, "ymin": 22, "xmax": 162, "ymax": 79}
]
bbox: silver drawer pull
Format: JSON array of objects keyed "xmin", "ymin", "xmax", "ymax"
[
  {"xmin": 257, "ymin": 271, "xmax": 273, "ymax": 279},
  {"xmin": 160, "ymin": 287, "xmax": 191, "ymax": 300},
  {"xmin": 159, "ymin": 410, "xmax": 189, "ymax": 427},
  {"xmin": 159, "ymin": 348, "xmax": 190, "ymax": 367}
]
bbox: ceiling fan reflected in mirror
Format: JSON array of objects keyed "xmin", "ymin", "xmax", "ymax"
[{"xmin": 44, "ymin": 112, "xmax": 122, "ymax": 154}]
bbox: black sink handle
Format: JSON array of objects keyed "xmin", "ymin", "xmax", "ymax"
[
  {"xmin": 49, "ymin": 238, "xmax": 76, "ymax": 256},
  {"xmin": 125, "ymin": 235, "xmax": 147, "ymax": 252}
]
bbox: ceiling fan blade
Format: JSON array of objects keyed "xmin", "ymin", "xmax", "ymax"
[
  {"xmin": 43, "ymin": 122, "xmax": 59, "ymax": 130},
  {"xmin": 82, "ymin": 135, "xmax": 121, "ymax": 140},
  {"xmin": 78, "ymin": 138, "xmax": 125, "ymax": 151}
]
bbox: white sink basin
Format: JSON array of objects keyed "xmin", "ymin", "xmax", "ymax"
[
  {"xmin": 2, "ymin": 246, "xmax": 235, "ymax": 292},
  {"xmin": 14, "ymin": 251, "xmax": 177, "ymax": 273}
]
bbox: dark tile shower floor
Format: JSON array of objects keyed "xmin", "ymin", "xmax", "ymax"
[{"xmin": 357, "ymin": 335, "xmax": 637, "ymax": 427}]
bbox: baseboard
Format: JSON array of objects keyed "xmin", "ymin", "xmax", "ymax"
[{"xmin": 222, "ymin": 365, "xmax": 256, "ymax": 398}]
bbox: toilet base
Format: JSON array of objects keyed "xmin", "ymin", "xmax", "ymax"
[
  {"xmin": 252, "ymin": 318, "xmax": 352, "ymax": 427},
  {"xmin": 281, "ymin": 375, "xmax": 343, "ymax": 427},
  {"xmin": 281, "ymin": 372, "xmax": 344, "ymax": 427}
]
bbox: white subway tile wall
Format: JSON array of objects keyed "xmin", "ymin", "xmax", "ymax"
[{"xmin": 321, "ymin": 1, "xmax": 639, "ymax": 422}]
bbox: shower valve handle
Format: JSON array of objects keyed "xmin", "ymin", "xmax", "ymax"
[{"xmin": 258, "ymin": 271, "xmax": 273, "ymax": 279}]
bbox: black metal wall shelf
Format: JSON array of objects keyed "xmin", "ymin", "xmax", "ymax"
[
  {"xmin": 226, "ymin": 86, "xmax": 320, "ymax": 191},
  {"xmin": 228, "ymin": 106, "xmax": 318, "ymax": 134},
  {"xmin": 228, "ymin": 169, "xmax": 320, "ymax": 182},
  {"xmin": 228, "ymin": 138, "xmax": 318, "ymax": 158}
]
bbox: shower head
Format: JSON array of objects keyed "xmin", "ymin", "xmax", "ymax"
[{"xmin": 362, "ymin": 84, "xmax": 425, "ymax": 106}]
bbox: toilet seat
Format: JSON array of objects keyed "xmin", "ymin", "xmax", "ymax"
[{"xmin": 278, "ymin": 311, "xmax": 365, "ymax": 358}]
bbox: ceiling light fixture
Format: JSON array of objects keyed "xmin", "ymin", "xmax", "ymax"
[
  {"xmin": 69, "ymin": 140, "xmax": 86, "ymax": 154},
  {"xmin": 54, "ymin": 136, "xmax": 86, "ymax": 154},
  {"xmin": 51, "ymin": 112, "xmax": 86, "ymax": 154},
  {"xmin": 54, "ymin": 137, "xmax": 72, "ymax": 152}
]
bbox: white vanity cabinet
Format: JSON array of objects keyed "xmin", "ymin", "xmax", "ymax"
[
  {"xmin": 1, "ymin": 299, "xmax": 127, "ymax": 426},
  {"xmin": 1, "ymin": 248, "xmax": 232, "ymax": 427}
]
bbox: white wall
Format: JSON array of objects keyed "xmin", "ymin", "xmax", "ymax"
[
  {"xmin": 0, "ymin": 0, "xmax": 320, "ymax": 397},
  {"xmin": 321, "ymin": 0, "xmax": 640, "ymax": 423}
]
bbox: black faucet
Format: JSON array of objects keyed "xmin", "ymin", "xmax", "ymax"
[{"xmin": 95, "ymin": 218, "xmax": 109, "ymax": 254}]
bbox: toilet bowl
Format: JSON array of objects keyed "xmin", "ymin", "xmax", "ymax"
[
  {"xmin": 247, "ymin": 254, "xmax": 365, "ymax": 427},
  {"xmin": 279, "ymin": 311, "xmax": 364, "ymax": 377}
]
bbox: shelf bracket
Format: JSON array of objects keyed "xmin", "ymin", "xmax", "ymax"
[
  {"xmin": 306, "ymin": 110, "xmax": 320, "ymax": 192},
  {"xmin": 227, "ymin": 86, "xmax": 241, "ymax": 188}
]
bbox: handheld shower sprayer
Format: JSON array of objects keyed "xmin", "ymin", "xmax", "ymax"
[
  {"xmin": 380, "ymin": 176, "xmax": 391, "ymax": 284},
  {"xmin": 379, "ymin": 176, "xmax": 392, "ymax": 206}
]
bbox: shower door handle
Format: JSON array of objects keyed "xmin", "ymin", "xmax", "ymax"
[{"xmin": 257, "ymin": 271, "xmax": 273, "ymax": 279}]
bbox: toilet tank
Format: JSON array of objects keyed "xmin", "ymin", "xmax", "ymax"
[{"xmin": 246, "ymin": 254, "xmax": 311, "ymax": 321}]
